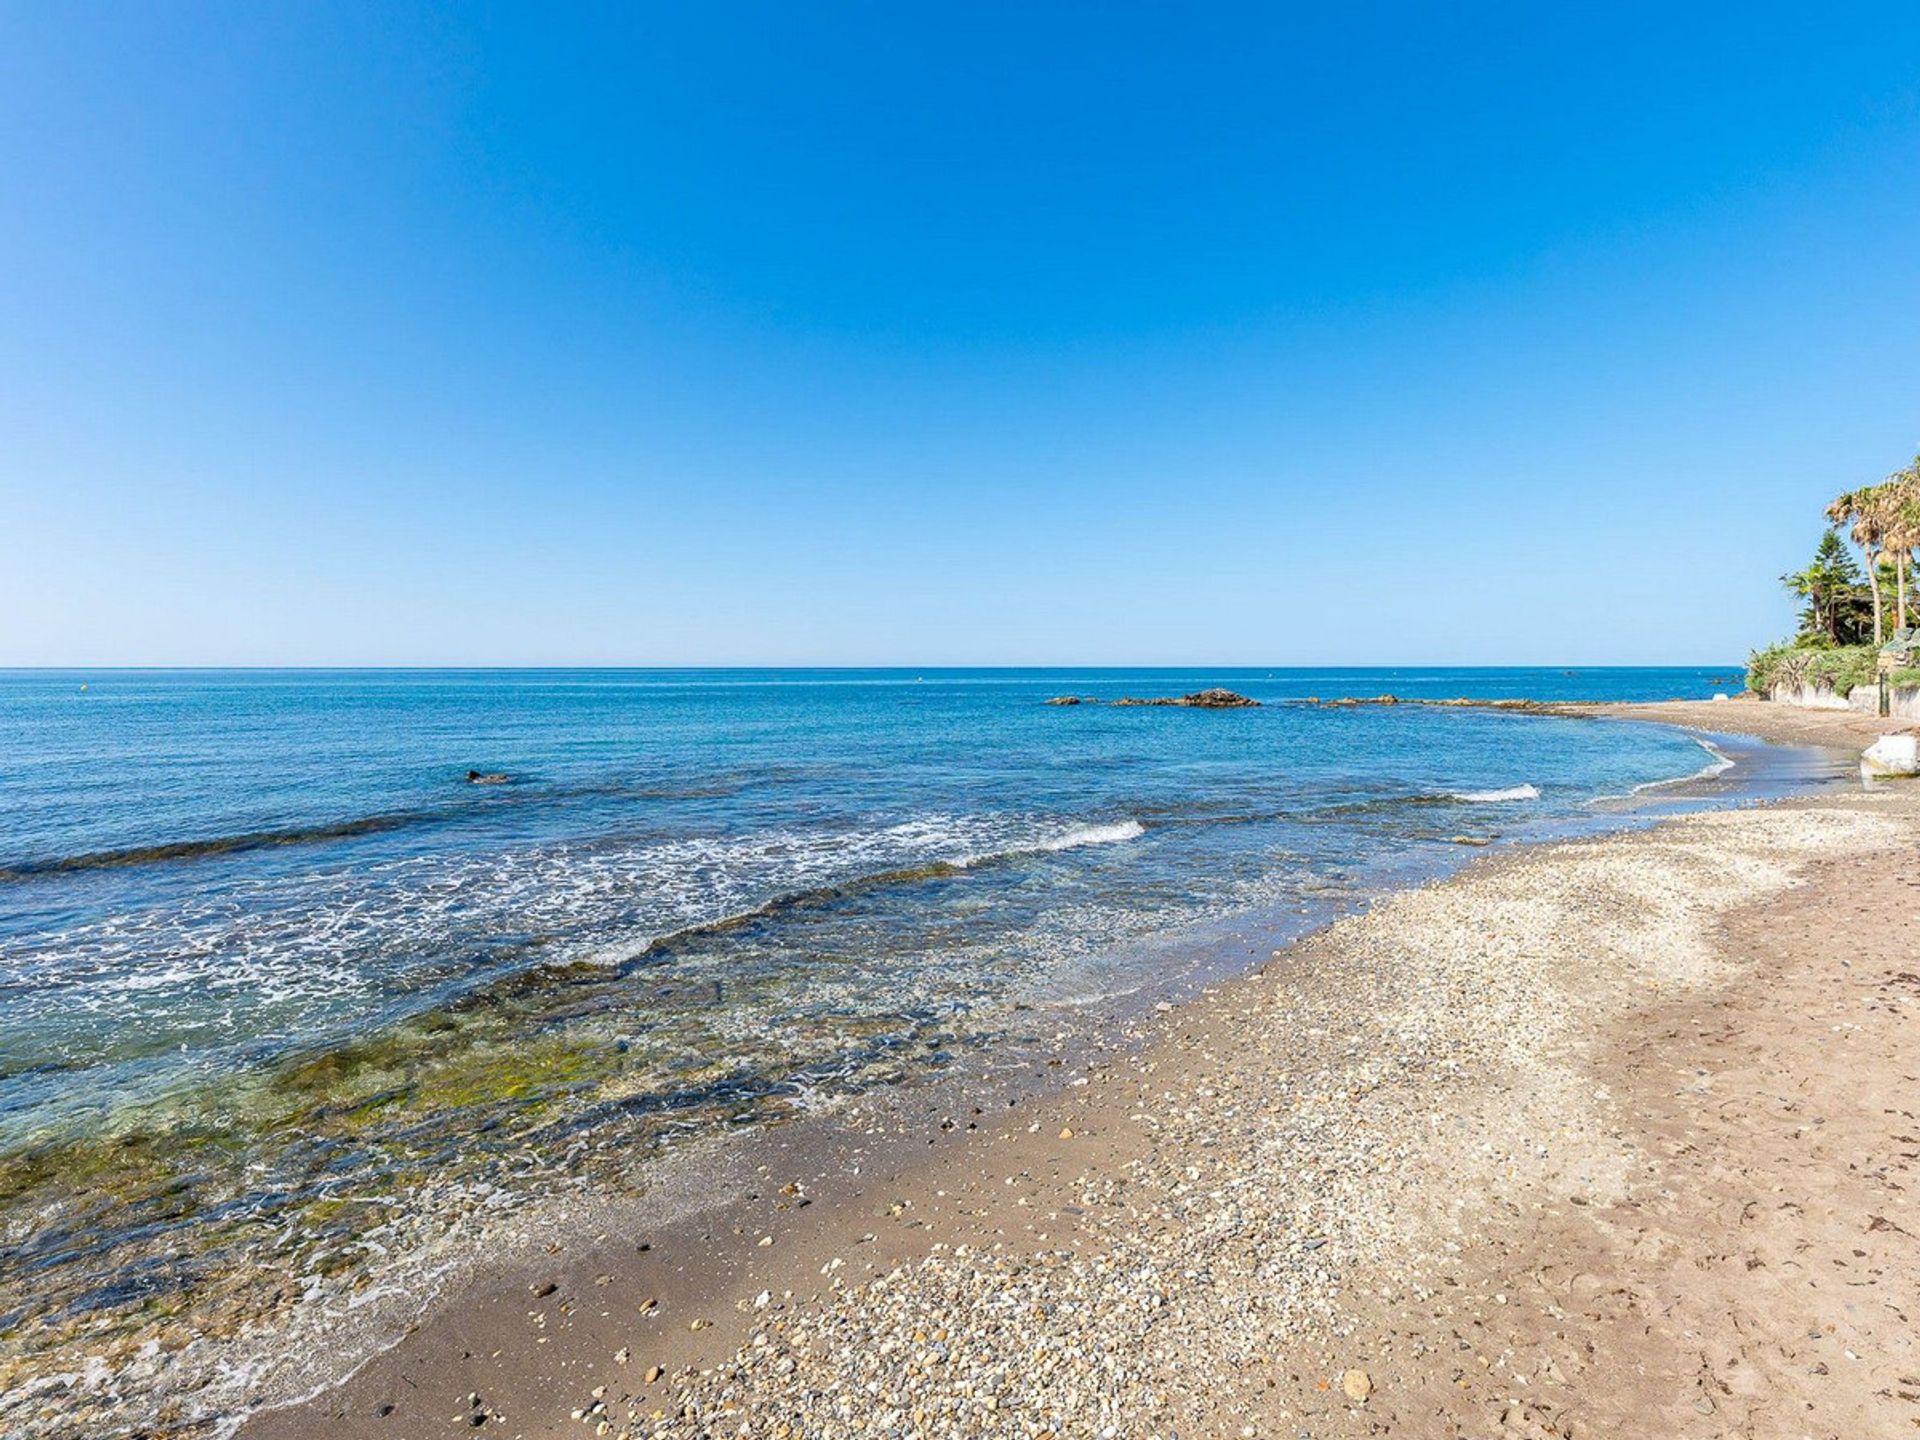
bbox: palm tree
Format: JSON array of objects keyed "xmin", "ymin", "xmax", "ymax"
[
  {"xmin": 1880, "ymin": 460, "xmax": 1920, "ymax": 636},
  {"xmin": 1828, "ymin": 486, "xmax": 1888, "ymax": 644},
  {"xmin": 1890, "ymin": 522, "xmax": 1913, "ymax": 637}
]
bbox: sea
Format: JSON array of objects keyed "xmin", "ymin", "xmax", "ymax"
[{"xmin": 0, "ymin": 665, "xmax": 1833, "ymax": 1428}]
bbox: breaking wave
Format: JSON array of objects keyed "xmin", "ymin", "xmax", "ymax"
[
  {"xmin": 1032, "ymin": 819, "xmax": 1146, "ymax": 851},
  {"xmin": 598, "ymin": 817, "xmax": 1151, "ymax": 973},
  {"xmin": 1447, "ymin": 784, "xmax": 1541, "ymax": 803},
  {"xmin": 1630, "ymin": 739, "xmax": 1735, "ymax": 793},
  {"xmin": 0, "ymin": 809, "xmax": 1152, "ymax": 1090}
]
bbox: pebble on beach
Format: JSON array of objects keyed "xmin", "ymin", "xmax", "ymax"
[{"xmin": 613, "ymin": 803, "xmax": 1895, "ymax": 1440}]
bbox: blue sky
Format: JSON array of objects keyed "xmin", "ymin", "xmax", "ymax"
[{"xmin": 3, "ymin": 3, "xmax": 1918, "ymax": 665}]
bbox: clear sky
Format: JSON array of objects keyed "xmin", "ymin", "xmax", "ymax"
[{"xmin": 4, "ymin": 3, "xmax": 1919, "ymax": 666}]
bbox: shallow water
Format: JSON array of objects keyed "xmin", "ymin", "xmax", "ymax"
[{"xmin": 0, "ymin": 666, "xmax": 1809, "ymax": 1424}]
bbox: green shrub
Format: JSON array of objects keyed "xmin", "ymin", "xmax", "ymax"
[
  {"xmin": 1746, "ymin": 640, "xmax": 1794, "ymax": 693},
  {"xmin": 1747, "ymin": 640, "xmax": 1877, "ymax": 696},
  {"xmin": 1804, "ymin": 646, "xmax": 1878, "ymax": 696}
]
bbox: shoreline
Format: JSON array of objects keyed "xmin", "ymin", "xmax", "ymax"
[
  {"xmin": 229, "ymin": 701, "xmax": 1917, "ymax": 1440},
  {"xmin": 9, "ymin": 696, "xmax": 1766, "ymax": 1436},
  {"xmin": 1565, "ymin": 695, "xmax": 1916, "ymax": 749}
]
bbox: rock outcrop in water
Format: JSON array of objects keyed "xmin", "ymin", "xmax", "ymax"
[
  {"xmin": 1314, "ymin": 694, "xmax": 1400, "ymax": 707},
  {"xmin": 1300, "ymin": 695, "xmax": 1573, "ymax": 716},
  {"xmin": 1110, "ymin": 689, "xmax": 1260, "ymax": 709},
  {"xmin": 1044, "ymin": 695, "xmax": 1090, "ymax": 706}
]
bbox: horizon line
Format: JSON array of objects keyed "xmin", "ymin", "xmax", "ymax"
[{"xmin": 0, "ymin": 661, "xmax": 1747, "ymax": 673}]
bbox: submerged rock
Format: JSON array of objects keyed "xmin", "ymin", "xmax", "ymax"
[{"xmin": 466, "ymin": 770, "xmax": 511, "ymax": 785}]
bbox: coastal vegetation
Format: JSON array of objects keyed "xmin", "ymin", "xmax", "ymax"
[
  {"xmin": 1748, "ymin": 455, "xmax": 1920, "ymax": 695},
  {"xmin": 1745, "ymin": 639, "xmax": 1879, "ymax": 697}
]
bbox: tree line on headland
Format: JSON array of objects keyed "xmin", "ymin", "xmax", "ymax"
[{"xmin": 1750, "ymin": 455, "xmax": 1920, "ymax": 697}]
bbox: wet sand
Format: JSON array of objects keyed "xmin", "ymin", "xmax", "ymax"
[{"xmin": 235, "ymin": 707, "xmax": 1920, "ymax": 1440}]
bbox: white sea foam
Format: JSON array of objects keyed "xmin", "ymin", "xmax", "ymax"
[
  {"xmin": 0, "ymin": 810, "xmax": 1152, "ymax": 1098},
  {"xmin": 1030, "ymin": 819, "xmax": 1146, "ymax": 852},
  {"xmin": 894, "ymin": 818, "xmax": 1148, "ymax": 875},
  {"xmin": 1630, "ymin": 738, "xmax": 1735, "ymax": 793},
  {"xmin": 1449, "ymin": 784, "xmax": 1541, "ymax": 803}
]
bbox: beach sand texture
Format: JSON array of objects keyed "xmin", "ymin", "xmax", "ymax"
[
  {"xmin": 238, "ymin": 702, "xmax": 1920, "ymax": 1440},
  {"xmin": 1583, "ymin": 695, "xmax": 1919, "ymax": 748}
]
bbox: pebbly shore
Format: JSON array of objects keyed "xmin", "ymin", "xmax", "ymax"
[
  {"xmin": 588, "ymin": 799, "xmax": 1900, "ymax": 1439},
  {"xmin": 239, "ymin": 706, "xmax": 1916, "ymax": 1440}
]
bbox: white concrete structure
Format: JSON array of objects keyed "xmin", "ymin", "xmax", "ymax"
[
  {"xmin": 1862, "ymin": 733, "xmax": 1920, "ymax": 777},
  {"xmin": 1768, "ymin": 682, "xmax": 1920, "ymax": 720}
]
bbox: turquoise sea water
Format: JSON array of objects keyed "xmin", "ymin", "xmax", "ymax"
[
  {"xmin": 0, "ymin": 665, "xmax": 1811, "ymax": 1397},
  {"xmin": 0, "ymin": 666, "xmax": 1751, "ymax": 1135}
]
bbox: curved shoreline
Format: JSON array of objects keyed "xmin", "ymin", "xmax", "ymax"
[
  {"xmin": 0, "ymin": 698, "xmax": 1863, "ymax": 1436},
  {"xmin": 1556, "ymin": 694, "xmax": 1917, "ymax": 749},
  {"xmin": 212, "ymin": 706, "xmax": 1890, "ymax": 1440}
]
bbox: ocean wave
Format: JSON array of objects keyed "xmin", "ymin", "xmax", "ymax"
[
  {"xmin": 0, "ymin": 770, "xmax": 801, "ymax": 882},
  {"xmin": 1446, "ymin": 784, "xmax": 1541, "ymax": 802},
  {"xmin": 1629, "ymin": 739, "xmax": 1735, "ymax": 793},
  {"xmin": 597, "ymin": 816, "xmax": 1150, "ymax": 973},
  {"xmin": 1031, "ymin": 819, "xmax": 1146, "ymax": 851},
  {"xmin": 0, "ymin": 811, "xmax": 441, "ymax": 880},
  {"xmin": 0, "ymin": 809, "xmax": 1151, "ymax": 1087}
]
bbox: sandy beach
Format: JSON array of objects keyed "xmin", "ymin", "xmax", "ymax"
[
  {"xmin": 226, "ymin": 702, "xmax": 1920, "ymax": 1440},
  {"xmin": 1579, "ymin": 695, "xmax": 1919, "ymax": 750},
  {"xmin": 15, "ymin": 9, "xmax": 1919, "ymax": 1435}
]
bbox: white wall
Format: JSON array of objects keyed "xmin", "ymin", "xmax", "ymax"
[{"xmin": 1770, "ymin": 681, "xmax": 1920, "ymax": 719}]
